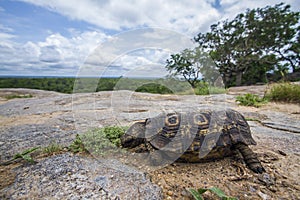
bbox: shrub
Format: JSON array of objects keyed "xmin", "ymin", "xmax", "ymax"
[
  {"xmin": 236, "ymin": 93, "xmax": 268, "ymax": 107},
  {"xmin": 101, "ymin": 126, "xmax": 127, "ymax": 147},
  {"xmin": 69, "ymin": 126, "xmax": 127, "ymax": 155},
  {"xmin": 265, "ymin": 82, "xmax": 300, "ymax": 104},
  {"xmin": 135, "ymin": 83, "xmax": 173, "ymax": 94},
  {"xmin": 194, "ymin": 86, "xmax": 226, "ymax": 95},
  {"xmin": 193, "ymin": 82, "xmax": 226, "ymax": 95}
]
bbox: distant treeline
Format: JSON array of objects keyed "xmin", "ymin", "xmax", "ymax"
[
  {"xmin": 0, "ymin": 77, "xmax": 186, "ymax": 94},
  {"xmin": 0, "ymin": 77, "xmax": 227, "ymax": 95},
  {"xmin": 0, "ymin": 77, "xmax": 76, "ymax": 93}
]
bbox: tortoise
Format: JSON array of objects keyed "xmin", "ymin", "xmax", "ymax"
[{"xmin": 121, "ymin": 109, "xmax": 265, "ymax": 173}]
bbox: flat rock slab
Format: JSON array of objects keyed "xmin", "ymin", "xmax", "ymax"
[
  {"xmin": 260, "ymin": 111, "xmax": 300, "ymax": 133},
  {"xmin": 248, "ymin": 121, "xmax": 300, "ymax": 153},
  {"xmin": 0, "ymin": 124, "xmax": 75, "ymax": 160},
  {"xmin": 0, "ymin": 89, "xmax": 300, "ymax": 199},
  {"xmin": 1, "ymin": 153, "xmax": 162, "ymax": 200}
]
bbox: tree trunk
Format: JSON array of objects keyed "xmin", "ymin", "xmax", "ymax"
[
  {"xmin": 222, "ymin": 73, "xmax": 231, "ymax": 88},
  {"xmin": 188, "ymin": 80, "xmax": 196, "ymax": 88},
  {"xmin": 236, "ymin": 71, "xmax": 242, "ymax": 86}
]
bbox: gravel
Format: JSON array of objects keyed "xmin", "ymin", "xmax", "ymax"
[{"xmin": 1, "ymin": 153, "xmax": 162, "ymax": 199}]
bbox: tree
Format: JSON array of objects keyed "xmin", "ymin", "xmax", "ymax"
[
  {"xmin": 166, "ymin": 48, "xmax": 219, "ymax": 88},
  {"xmin": 284, "ymin": 27, "xmax": 300, "ymax": 72},
  {"xmin": 194, "ymin": 3, "xmax": 300, "ymax": 87},
  {"xmin": 255, "ymin": 3, "xmax": 300, "ymax": 74}
]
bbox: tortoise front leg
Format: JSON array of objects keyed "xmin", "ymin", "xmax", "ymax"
[
  {"xmin": 144, "ymin": 143, "xmax": 164, "ymax": 166},
  {"xmin": 234, "ymin": 143, "xmax": 265, "ymax": 173}
]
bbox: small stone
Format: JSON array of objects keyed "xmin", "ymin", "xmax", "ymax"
[
  {"xmin": 181, "ymin": 190, "xmax": 189, "ymax": 197},
  {"xmin": 268, "ymin": 186, "xmax": 277, "ymax": 193},
  {"xmin": 257, "ymin": 191, "xmax": 270, "ymax": 200},
  {"xmin": 258, "ymin": 173, "xmax": 275, "ymax": 186},
  {"xmin": 163, "ymin": 185, "xmax": 171, "ymax": 190},
  {"xmin": 249, "ymin": 186, "xmax": 256, "ymax": 192},
  {"xmin": 167, "ymin": 190, "xmax": 173, "ymax": 196},
  {"xmin": 281, "ymin": 180, "xmax": 290, "ymax": 187},
  {"xmin": 277, "ymin": 150, "xmax": 287, "ymax": 156}
]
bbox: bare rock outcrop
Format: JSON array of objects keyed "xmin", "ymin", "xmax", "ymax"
[
  {"xmin": 2, "ymin": 153, "xmax": 162, "ymax": 200},
  {"xmin": 0, "ymin": 88, "xmax": 299, "ymax": 199}
]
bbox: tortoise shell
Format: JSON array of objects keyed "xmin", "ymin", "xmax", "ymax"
[{"xmin": 121, "ymin": 109, "xmax": 256, "ymax": 162}]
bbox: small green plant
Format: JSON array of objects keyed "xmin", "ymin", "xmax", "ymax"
[
  {"xmin": 68, "ymin": 134, "xmax": 88, "ymax": 153},
  {"xmin": 189, "ymin": 187, "xmax": 237, "ymax": 200},
  {"xmin": 43, "ymin": 142, "xmax": 63, "ymax": 155},
  {"xmin": 68, "ymin": 126, "xmax": 127, "ymax": 155},
  {"xmin": 236, "ymin": 93, "xmax": 268, "ymax": 107},
  {"xmin": 102, "ymin": 126, "xmax": 127, "ymax": 147},
  {"xmin": 5, "ymin": 94, "xmax": 33, "ymax": 100},
  {"xmin": 0, "ymin": 147, "xmax": 42, "ymax": 166},
  {"xmin": 79, "ymin": 126, "xmax": 127, "ymax": 155},
  {"xmin": 13, "ymin": 147, "xmax": 40, "ymax": 164},
  {"xmin": 265, "ymin": 82, "xmax": 300, "ymax": 104}
]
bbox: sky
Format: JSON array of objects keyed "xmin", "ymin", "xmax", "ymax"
[{"xmin": 0, "ymin": 0, "xmax": 299, "ymax": 77}]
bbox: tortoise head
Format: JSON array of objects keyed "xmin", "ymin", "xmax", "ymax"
[{"xmin": 121, "ymin": 120, "xmax": 147, "ymax": 148}]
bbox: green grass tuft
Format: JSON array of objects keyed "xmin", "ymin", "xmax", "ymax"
[
  {"xmin": 193, "ymin": 86, "xmax": 227, "ymax": 95},
  {"xmin": 236, "ymin": 93, "xmax": 268, "ymax": 107},
  {"xmin": 265, "ymin": 82, "xmax": 300, "ymax": 104},
  {"xmin": 43, "ymin": 142, "xmax": 63, "ymax": 155},
  {"xmin": 193, "ymin": 81, "xmax": 227, "ymax": 95}
]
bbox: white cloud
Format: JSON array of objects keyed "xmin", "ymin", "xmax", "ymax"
[
  {"xmin": 2, "ymin": 0, "xmax": 300, "ymax": 76},
  {"xmin": 39, "ymin": 46, "xmax": 61, "ymax": 63},
  {"xmin": 0, "ymin": 30, "xmax": 110, "ymax": 76},
  {"xmin": 18, "ymin": 0, "xmax": 300, "ymax": 36},
  {"xmin": 79, "ymin": 28, "xmax": 193, "ymax": 77},
  {"xmin": 18, "ymin": 0, "xmax": 220, "ymax": 36},
  {"xmin": 0, "ymin": 24, "xmax": 16, "ymax": 48},
  {"xmin": 0, "ymin": 24, "xmax": 14, "ymax": 33},
  {"xmin": 0, "ymin": 32, "xmax": 15, "ymax": 43}
]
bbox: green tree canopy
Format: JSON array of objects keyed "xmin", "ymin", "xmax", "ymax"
[
  {"xmin": 193, "ymin": 3, "xmax": 299, "ymax": 87},
  {"xmin": 166, "ymin": 48, "xmax": 220, "ymax": 88}
]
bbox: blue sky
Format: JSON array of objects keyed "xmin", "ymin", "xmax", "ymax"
[{"xmin": 0, "ymin": 0, "xmax": 299, "ymax": 77}]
